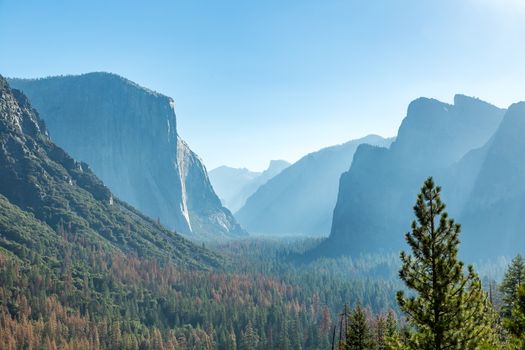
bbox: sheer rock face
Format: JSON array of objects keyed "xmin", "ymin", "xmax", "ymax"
[
  {"xmin": 235, "ymin": 135, "xmax": 393, "ymax": 237},
  {"xmin": 315, "ymin": 95, "xmax": 506, "ymax": 259},
  {"xmin": 455, "ymin": 102, "xmax": 525, "ymax": 257},
  {"xmin": 9, "ymin": 73, "xmax": 244, "ymax": 238},
  {"xmin": 0, "ymin": 75, "xmax": 220, "ymax": 268}
]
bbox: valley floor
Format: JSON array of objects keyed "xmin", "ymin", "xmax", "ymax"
[{"xmin": 0, "ymin": 235, "xmax": 403, "ymax": 350}]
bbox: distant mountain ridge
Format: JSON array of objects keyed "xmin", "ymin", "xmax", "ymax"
[
  {"xmin": 209, "ymin": 160, "xmax": 290, "ymax": 212},
  {"xmin": 8, "ymin": 73, "xmax": 245, "ymax": 239},
  {"xmin": 236, "ymin": 135, "xmax": 393, "ymax": 236},
  {"xmin": 312, "ymin": 94, "xmax": 524, "ymax": 260},
  {"xmin": 210, "ymin": 166, "xmax": 261, "ymax": 209},
  {"xmin": 0, "ymin": 74, "xmax": 219, "ymax": 268}
]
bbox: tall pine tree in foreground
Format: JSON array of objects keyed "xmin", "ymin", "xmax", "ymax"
[{"xmin": 391, "ymin": 177, "xmax": 497, "ymax": 350}]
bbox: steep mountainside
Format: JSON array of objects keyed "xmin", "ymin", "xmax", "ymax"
[
  {"xmin": 209, "ymin": 160, "xmax": 290, "ymax": 212},
  {"xmin": 0, "ymin": 75, "xmax": 219, "ymax": 268},
  {"xmin": 9, "ymin": 73, "xmax": 244, "ymax": 238},
  {"xmin": 453, "ymin": 102, "xmax": 525, "ymax": 257},
  {"xmin": 314, "ymin": 95, "xmax": 506, "ymax": 258},
  {"xmin": 236, "ymin": 135, "xmax": 392, "ymax": 236}
]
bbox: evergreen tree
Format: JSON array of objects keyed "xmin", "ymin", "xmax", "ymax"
[
  {"xmin": 385, "ymin": 311, "xmax": 397, "ymax": 339},
  {"xmin": 289, "ymin": 319, "xmax": 303, "ymax": 350},
  {"xmin": 503, "ymin": 284, "xmax": 525, "ymax": 349},
  {"xmin": 241, "ymin": 321, "xmax": 260, "ymax": 350},
  {"xmin": 228, "ymin": 326, "xmax": 237, "ymax": 350},
  {"xmin": 374, "ymin": 314, "xmax": 387, "ymax": 350},
  {"xmin": 344, "ymin": 305, "xmax": 373, "ymax": 350},
  {"xmin": 500, "ymin": 255, "xmax": 525, "ymax": 318},
  {"xmin": 394, "ymin": 177, "xmax": 497, "ymax": 350},
  {"xmin": 109, "ymin": 321, "xmax": 122, "ymax": 350},
  {"xmin": 279, "ymin": 319, "xmax": 291, "ymax": 350}
]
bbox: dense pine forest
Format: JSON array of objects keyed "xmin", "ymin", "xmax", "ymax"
[
  {"xmin": 3, "ymin": 1, "xmax": 525, "ymax": 348},
  {"xmin": 2, "ymin": 182, "xmax": 525, "ymax": 349},
  {"xmin": 0, "ymin": 225, "xmax": 401, "ymax": 349}
]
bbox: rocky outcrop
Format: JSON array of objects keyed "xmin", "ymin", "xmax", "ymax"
[
  {"xmin": 235, "ymin": 135, "xmax": 392, "ymax": 236},
  {"xmin": 9, "ymin": 73, "xmax": 245, "ymax": 238},
  {"xmin": 0, "ymin": 74, "xmax": 220, "ymax": 268},
  {"xmin": 453, "ymin": 102, "xmax": 525, "ymax": 257},
  {"xmin": 313, "ymin": 95, "xmax": 506, "ymax": 259}
]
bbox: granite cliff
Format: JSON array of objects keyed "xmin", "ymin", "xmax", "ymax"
[{"xmin": 9, "ymin": 73, "xmax": 245, "ymax": 238}]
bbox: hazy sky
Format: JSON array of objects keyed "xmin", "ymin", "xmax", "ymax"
[{"xmin": 1, "ymin": 0, "xmax": 525, "ymax": 171}]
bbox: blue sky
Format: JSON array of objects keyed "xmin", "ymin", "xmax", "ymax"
[{"xmin": 1, "ymin": 0, "xmax": 525, "ymax": 171}]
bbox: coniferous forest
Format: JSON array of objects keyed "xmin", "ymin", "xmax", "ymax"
[
  {"xmin": 1, "ymin": 171, "xmax": 525, "ymax": 348},
  {"xmin": 2, "ymin": 2, "xmax": 525, "ymax": 349}
]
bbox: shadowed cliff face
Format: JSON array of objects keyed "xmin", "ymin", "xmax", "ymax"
[
  {"xmin": 314, "ymin": 95, "xmax": 506, "ymax": 259},
  {"xmin": 454, "ymin": 102, "xmax": 525, "ymax": 257},
  {"xmin": 0, "ymin": 75, "xmax": 221, "ymax": 268},
  {"xmin": 235, "ymin": 135, "xmax": 393, "ymax": 237},
  {"xmin": 9, "ymin": 73, "xmax": 245, "ymax": 238}
]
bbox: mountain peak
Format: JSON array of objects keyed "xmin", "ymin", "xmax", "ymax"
[
  {"xmin": 9, "ymin": 72, "xmax": 169, "ymax": 103},
  {"xmin": 313, "ymin": 94, "xmax": 506, "ymax": 258},
  {"xmin": 506, "ymin": 101, "xmax": 525, "ymax": 113},
  {"xmin": 267, "ymin": 159, "xmax": 290, "ymax": 172},
  {"xmin": 406, "ymin": 97, "xmax": 450, "ymax": 116},
  {"xmin": 453, "ymin": 94, "xmax": 501, "ymax": 110},
  {"xmin": 391, "ymin": 94, "xmax": 505, "ymax": 169},
  {"xmin": 404, "ymin": 94, "xmax": 501, "ymax": 119}
]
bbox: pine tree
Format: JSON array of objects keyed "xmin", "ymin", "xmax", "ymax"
[
  {"xmin": 109, "ymin": 321, "xmax": 122, "ymax": 350},
  {"xmin": 278, "ymin": 319, "xmax": 291, "ymax": 350},
  {"xmin": 500, "ymin": 255, "xmax": 525, "ymax": 318},
  {"xmin": 241, "ymin": 321, "xmax": 260, "ymax": 350},
  {"xmin": 374, "ymin": 314, "xmax": 387, "ymax": 350},
  {"xmin": 394, "ymin": 177, "xmax": 497, "ymax": 350},
  {"xmin": 344, "ymin": 305, "xmax": 373, "ymax": 350},
  {"xmin": 228, "ymin": 326, "xmax": 237, "ymax": 350},
  {"xmin": 289, "ymin": 319, "xmax": 303, "ymax": 350},
  {"xmin": 503, "ymin": 284, "xmax": 525, "ymax": 349},
  {"xmin": 385, "ymin": 311, "xmax": 397, "ymax": 339}
]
